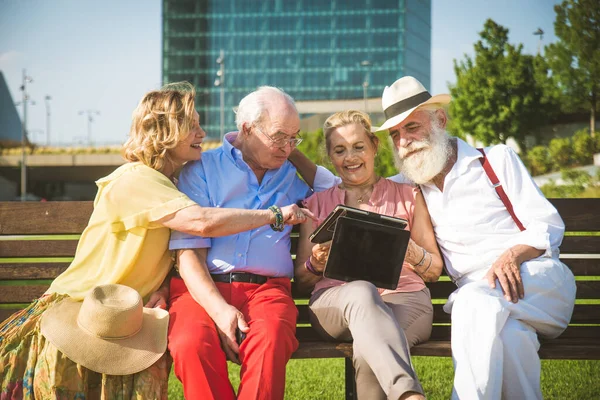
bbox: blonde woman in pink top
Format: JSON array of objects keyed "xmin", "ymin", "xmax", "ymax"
[{"xmin": 294, "ymin": 110, "xmax": 443, "ymax": 400}]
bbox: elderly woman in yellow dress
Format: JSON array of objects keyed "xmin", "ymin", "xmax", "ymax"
[
  {"xmin": 295, "ymin": 110, "xmax": 443, "ymax": 400},
  {"xmin": 0, "ymin": 82, "xmax": 310, "ymax": 399}
]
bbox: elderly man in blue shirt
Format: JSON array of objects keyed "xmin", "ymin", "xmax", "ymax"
[{"xmin": 168, "ymin": 86, "xmax": 321, "ymax": 400}]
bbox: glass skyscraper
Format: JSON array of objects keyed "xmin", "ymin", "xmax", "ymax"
[{"xmin": 162, "ymin": 0, "xmax": 431, "ymax": 139}]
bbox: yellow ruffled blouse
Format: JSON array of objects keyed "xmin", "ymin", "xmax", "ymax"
[{"xmin": 47, "ymin": 162, "xmax": 196, "ymax": 301}]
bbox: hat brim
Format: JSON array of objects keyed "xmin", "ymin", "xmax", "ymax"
[
  {"xmin": 373, "ymin": 94, "xmax": 451, "ymax": 132},
  {"xmin": 40, "ymin": 297, "xmax": 169, "ymax": 375}
]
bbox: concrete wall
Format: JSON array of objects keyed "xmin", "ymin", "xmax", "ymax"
[{"xmin": 0, "ymin": 175, "xmax": 17, "ymax": 200}]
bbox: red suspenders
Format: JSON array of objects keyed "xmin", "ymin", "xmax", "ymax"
[{"xmin": 476, "ymin": 148, "xmax": 526, "ymax": 232}]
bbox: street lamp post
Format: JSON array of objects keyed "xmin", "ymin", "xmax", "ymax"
[
  {"xmin": 45, "ymin": 95, "xmax": 52, "ymax": 146},
  {"xmin": 533, "ymin": 28, "xmax": 544, "ymax": 55},
  {"xmin": 19, "ymin": 69, "xmax": 33, "ymax": 201},
  {"xmin": 360, "ymin": 60, "xmax": 371, "ymax": 112},
  {"xmin": 214, "ymin": 50, "xmax": 225, "ymax": 141},
  {"xmin": 78, "ymin": 109, "xmax": 100, "ymax": 146}
]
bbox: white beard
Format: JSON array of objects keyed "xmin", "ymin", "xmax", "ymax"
[{"xmin": 393, "ymin": 125, "xmax": 451, "ymax": 185}]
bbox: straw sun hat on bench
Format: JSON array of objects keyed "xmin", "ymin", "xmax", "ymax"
[{"xmin": 40, "ymin": 283, "xmax": 169, "ymax": 375}]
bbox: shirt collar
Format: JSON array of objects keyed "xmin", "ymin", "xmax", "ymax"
[
  {"xmin": 221, "ymin": 131, "xmax": 242, "ymax": 163},
  {"xmin": 452, "ymin": 137, "xmax": 484, "ymax": 177}
]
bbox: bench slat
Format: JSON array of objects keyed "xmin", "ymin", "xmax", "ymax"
[
  {"xmin": 0, "ymin": 257, "xmax": 596, "ymax": 282},
  {"xmin": 0, "ymin": 200, "xmax": 595, "ymax": 234},
  {"xmin": 294, "ymin": 339, "xmax": 600, "ymax": 360},
  {"xmin": 0, "ymin": 263, "xmax": 70, "ymax": 280},
  {"xmin": 0, "ymin": 285, "xmax": 49, "ymax": 303},
  {"xmin": 429, "ymin": 304, "xmax": 600, "ymax": 325},
  {"xmin": 550, "ymin": 198, "xmax": 600, "ymax": 231},
  {"xmin": 421, "ymin": 324, "xmax": 600, "ymax": 342},
  {"xmin": 560, "ymin": 236, "xmax": 600, "ymax": 254},
  {"xmin": 298, "ymin": 303, "xmax": 600, "ymax": 325},
  {"xmin": 3, "ymin": 280, "xmax": 599, "ymax": 305},
  {"xmin": 292, "ymin": 341, "xmax": 353, "ymax": 359},
  {"xmin": 0, "ymin": 241, "xmax": 79, "ymax": 258},
  {"xmin": 426, "ymin": 280, "xmax": 600, "ymax": 299},
  {"xmin": 559, "ymin": 258, "xmax": 600, "ymax": 276},
  {"xmin": 0, "ymin": 202, "xmax": 93, "ymax": 235}
]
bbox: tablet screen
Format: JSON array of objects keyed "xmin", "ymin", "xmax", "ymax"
[{"xmin": 324, "ymin": 216, "xmax": 409, "ymax": 289}]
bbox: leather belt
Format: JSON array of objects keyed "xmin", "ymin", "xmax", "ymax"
[
  {"xmin": 172, "ymin": 269, "xmax": 271, "ymax": 285},
  {"xmin": 211, "ymin": 272, "xmax": 269, "ymax": 285}
]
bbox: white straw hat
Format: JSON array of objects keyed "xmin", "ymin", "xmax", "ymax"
[
  {"xmin": 374, "ymin": 76, "xmax": 451, "ymax": 132},
  {"xmin": 41, "ymin": 284, "xmax": 169, "ymax": 375}
]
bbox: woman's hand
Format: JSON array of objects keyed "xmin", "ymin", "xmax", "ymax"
[
  {"xmin": 145, "ymin": 288, "xmax": 168, "ymax": 309},
  {"xmin": 281, "ymin": 204, "xmax": 316, "ymax": 225},
  {"xmin": 310, "ymin": 240, "xmax": 332, "ymax": 273}
]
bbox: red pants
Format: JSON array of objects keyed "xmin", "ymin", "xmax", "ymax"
[{"xmin": 168, "ymin": 277, "xmax": 299, "ymax": 400}]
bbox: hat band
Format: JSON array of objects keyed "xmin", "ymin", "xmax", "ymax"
[
  {"xmin": 384, "ymin": 91, "xmax": 432, "ymax": 120},
  {"xmin": 77, "ymin": 313, "xmax": 143, "ymax": 340}
]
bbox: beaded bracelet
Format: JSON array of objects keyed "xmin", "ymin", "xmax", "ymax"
[
  {"xmin": 268, "ymin": 205, "xmax": 284, "ymax": 232},
  {"xmin": 305, "ymin": 257, "xmax": 323, "ymax": 276}
]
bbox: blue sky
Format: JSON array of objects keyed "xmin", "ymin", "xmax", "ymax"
[{"xmin": 0, "ymin": 0, "xmax": 559, "ymax": 146}]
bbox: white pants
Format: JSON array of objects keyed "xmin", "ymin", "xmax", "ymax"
[{"xmin": 444, "ymin": 258, "xmax": 576, "ymax": 400}]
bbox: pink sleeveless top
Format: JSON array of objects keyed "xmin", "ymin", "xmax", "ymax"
[{"xmin": 303, "ymin": 178, "xmax": 425, "ymax": 295}]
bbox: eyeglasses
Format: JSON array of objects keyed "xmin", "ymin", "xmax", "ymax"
[{"xmin": 253, "ymin": 125, "xmax": 303, "ymax": 148}]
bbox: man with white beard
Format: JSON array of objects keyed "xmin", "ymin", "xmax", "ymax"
[{"xmin": 378, "ymin": 76, "xmax": 576, "ymax": 399}]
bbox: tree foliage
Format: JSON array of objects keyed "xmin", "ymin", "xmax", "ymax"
[
  {"xmin": 449, "ymin": 19, "xmax": 557, "ymax": 152},
  {"xmin": 545, "ymin": 0, "xmax": 600, "ymax": 135}
]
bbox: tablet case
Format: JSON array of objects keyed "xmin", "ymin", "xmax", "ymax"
[
  {"xmin": 310, "ymin": 205, "xmax": 407, "ymax": 244},
  {"xmin": 323, "ymin": 215, "xmax": 410, "ymax": 289}
]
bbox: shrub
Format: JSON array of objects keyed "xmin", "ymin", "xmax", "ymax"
[
  {"xmin": 571, "ymin": 128, "xmax": 598, "ymax": 166},
  {"xmin": 548, "ymin": 137, "xmax": 573, "ymax": 171},
  {"xmin": 527, "ymin": 146, "xmax": 552, "ymax": 176},
  {"xmin": 540, "ymin": 169, "xmax": 595, "ymax": 198}
]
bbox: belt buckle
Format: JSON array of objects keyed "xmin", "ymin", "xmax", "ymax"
[{"xmin": 229, "ymin": 273, "xmax": 235, "ymax": 284}]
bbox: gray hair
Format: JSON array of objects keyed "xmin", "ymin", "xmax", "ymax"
[
  {"xmin": 234, "ymin": 86, "xmax": 297, "ymax": 131},
  {"xmin": 416, "ymin": 103, "xmax": 449, "ymax": 126}
]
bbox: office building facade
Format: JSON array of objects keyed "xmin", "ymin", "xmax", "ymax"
[{"xmin": 162, "ymin": 0, "xmax": 431, "ymax": 138}]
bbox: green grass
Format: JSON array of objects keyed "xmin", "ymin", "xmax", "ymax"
[{"xmin": 166, "ymin": 357, "xmax": 600, "ymax": 399}]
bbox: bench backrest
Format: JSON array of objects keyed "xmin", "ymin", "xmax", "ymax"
[{"xmin": 1, "ymin": 199, "xmax": 599, "ymax": 355}]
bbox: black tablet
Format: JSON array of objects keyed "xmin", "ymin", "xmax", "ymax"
[
  {"xmin": 323, "ymin": 216, "xmax": 410, "ymax": 290},
  {"xmin": 310, "ymin": 205, "xmax": 408, "ymax": 244}
]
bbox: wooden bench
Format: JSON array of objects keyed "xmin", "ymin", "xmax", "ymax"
[{"xmin": 1, "ymin": 199, "xmax": 599, "ymax": 400}]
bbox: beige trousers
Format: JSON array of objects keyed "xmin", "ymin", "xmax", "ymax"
[{"xmin": 309, "ymin": 281, "xmax": 433, "ymax": 400}]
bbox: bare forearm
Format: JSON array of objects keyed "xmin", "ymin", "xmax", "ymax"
[
  {"xmin": 164, "ymin": 206, "xmax": 275, "ymax": 238},
  {"xmin": 406, "ymin": 239, "xmax": 444, "ymax": 282},
  {"xmin": 177, "ymin": 249, "xmax": 229, "ymax": 316},
  {"xmin": 294, "ymin": 258, "xmax": 322, "ymax": 293},
  {"xmin": 288, "ymin": 149, "xmax": 317, "ymax": 188},
  {"xmin": 510, "ymin": 244, "xmax": 544, "ymax": 265},
  {"xmin": 190, "ymin": 207, "xmax": 275, "ymax": 237}
]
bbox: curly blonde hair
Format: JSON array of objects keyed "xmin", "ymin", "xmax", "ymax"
[
  {"xmin": 123, "ymin": 81, "xmax": 196, "ymax": 172},
  {"xmin": 323, "ymin": 110, "xmax": 378, "ymax": 153}
]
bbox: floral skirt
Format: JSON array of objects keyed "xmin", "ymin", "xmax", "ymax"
[{"xmin": 0, "ymin": 293, "xmax": 169, "ymax": 400}]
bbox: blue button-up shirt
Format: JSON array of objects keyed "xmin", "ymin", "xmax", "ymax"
[{"xmin": 169, "ymin": 133, "xmax": 312, "ymax": 278}]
